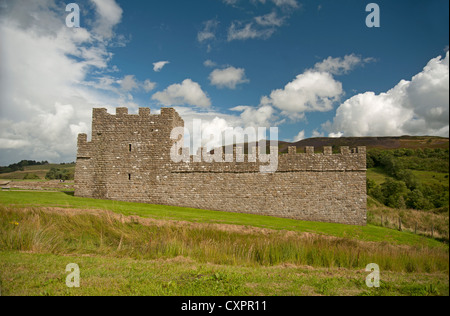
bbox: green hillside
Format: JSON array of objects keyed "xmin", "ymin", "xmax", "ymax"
[
  {"xmin": 0, "ymin": 163, "xmax": 75, "ymax": 180},
  {"xmin": 282, "ymin": 136, "xmax": 449, "ymax": 153}
]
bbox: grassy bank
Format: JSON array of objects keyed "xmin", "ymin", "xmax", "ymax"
[
  {"xmin": 0, "ymin": 191, "xmax": 444, "ymax": 248},
  {"xmin": 367, "ymin": 197, "xmax": 449, "ymax": 241},
  {"xmin": 1, "ymin": 206, "xmax": 448, "ymax": 272}
]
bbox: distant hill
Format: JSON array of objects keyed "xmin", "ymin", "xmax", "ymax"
[
  {"xmin": 0, "ymin": 163, "xmax": 75, "ymax": 180},
  {"xmin": 279, "ymin": 136, "xmax": 449, "ymax": 153}
]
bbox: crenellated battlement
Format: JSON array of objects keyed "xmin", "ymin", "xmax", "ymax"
[
  {"xmin": 169, "ymin": 144, "xmax": 366, "ymax": 173},
  {"xmin": 92, "ymin": 107, "xmax": 181, "ymax": 121},
  {"xmin": 286, "ymin": 146, "xmax": 366, "ymax": 155},
  {"xmin": 75, "ymin": 107, "xmax": 367, "ymax": 226},
  {"xmin": 183, "ymin": 145, "xmax": 366, "ymax": 158}
]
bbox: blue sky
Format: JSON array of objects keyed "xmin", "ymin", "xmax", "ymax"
[
  {"xmin": 107, "ymin": 0, "xmax": 449, "ymax": 141},
  {"xmin": 0, "ymin": 0, "xmax": 449, "ymax": 164}
]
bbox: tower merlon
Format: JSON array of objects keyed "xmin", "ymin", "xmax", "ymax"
[
  {"xmin": 139, "ymin": 107, "xmax": 151, "ymax": 116},
  {"xmin": 116, "ymin": 107, "xmax": 129, "ymax": 116},
  {"xmin": 323, "ymin": 146, "xmax": 333, "ymax": 155},
  {"xmin": 161, "ymin": 107, "xmax": 176, "ymax": 116},
  {"xmin": 288, "ymin": 146, "xmax": 296, "ymax": 155},
  {"xmin": 93, "ymin": 108, "xmax": 108, "ymax": 119},
  {"xmin": 77, "ymin": 133, "xmax": 88, "ymax": 145},
  {"xmin": 340, "ymin": 146, "xmax": 350, "ymax": 155}
]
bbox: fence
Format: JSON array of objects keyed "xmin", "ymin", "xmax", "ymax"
[{"xmin": 376, "ymin": 214, "xmax": 442, "ymax": 239}]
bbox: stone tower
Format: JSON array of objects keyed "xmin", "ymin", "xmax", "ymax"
[{"xmin": 75, "ymin": 107, "xmax": 183, "ymax": 202}]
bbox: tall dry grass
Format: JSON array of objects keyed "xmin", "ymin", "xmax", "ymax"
[
  {"xmin": 367, "ymin": 198, "xmax": 449, "ymax": 241},
  {"xmin": 1, "ymin": 206, "xmax": 448, "ymax": 273}
]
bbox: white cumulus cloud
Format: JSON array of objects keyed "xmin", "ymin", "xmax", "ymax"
[
  {"xmin": 90, "ymin": 0, "xmax": 123, "ymax": 39},
  {"xmin": 197, "ymin": 19, "xmax": 219, "ymax": 43},
  {"xmin": 227, "ymin": 21, "xmax": 276, "ymax": 41},
  {"xmin": 271, "ymin": 0, "xmax": 299, "ymax": 9},
  {"xmin": 325, "ymin": 52, "xmax": 449, "ymax": 137},
  {"xmin": 119, "ymin": 75, "xmax": 139, "ymax": 91},
  {"xmin": 143, "ymin": 79, "xmax": 157, "ymax": 92},
  {"xmin": 292, "ymin": 130, "xmax": 305, "ymax": 142},
  {"xmin": 230, "ymin": 105, "xmax": 277, "ymax": 128},
  {"xmin": 260, "ymin": 71, "xmax": 343, "ymax": 117},
  {"xmin": 313, "ymin": 54, "xmax": 375, "ymax": 75},
  {"xmin": 0, "ymin": 0, "xmax": 133, "ymax": 165},
  {"xmin": 204, "ymin": 60, "xmax": 218, "ymax": 68},
  {"xmin": 153, "ymin": 61, "xmax": 170, "ymax": 72},
  {"xmin": 174, "ymin": 105, "xmax": 280, "ymax": 154},
  {"xmin": 209, "ymin": 66, "xmax": 250, "ymax": 89},
  {"xmin": 223, "ymin": 0, "xmax": 299, "ymax": 9},
  {"xmin": 152, "ymin": 79, "xmax": 212, "ymax": 108},
  {"xmin": 254, "ymin": 11, "xmax": 286, "ymax": 27}
]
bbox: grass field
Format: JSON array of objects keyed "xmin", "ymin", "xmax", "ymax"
[
  {"xmin": 0, "ymin": 191, "xmax": 444, "ymax": 248},
  {"xmin": 1, "ymin": 251, "xmax": 446, "ymax": 296},
  {"xmin": 367, "ymin": 167, "xmax": 449, "ymax": 187},
  {"xmin": 0, "ymin": 190, "xmax": 448, "ymax": 296},
  {"xmin": 410, "ymin": 170, "xmax": 449, "ymax": 186}
]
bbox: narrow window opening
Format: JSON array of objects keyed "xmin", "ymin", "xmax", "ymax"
[
  {"xmin": 128, "ymin": 174, "xmax": 131, "ymax": 181},
  {"xmin": 129, "ymin": 144, "xmax": 132, "ymax": 152}
]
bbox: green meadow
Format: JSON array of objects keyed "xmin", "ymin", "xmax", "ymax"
[
  {"xmin": 0, "ymin": 190, "xmax": 448, "ymax": 296},
  {"xmin": 0, "ymin": 191, "xmax": 444, "ymax": 248}
]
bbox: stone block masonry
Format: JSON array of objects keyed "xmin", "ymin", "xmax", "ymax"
[{"xmin": 75, "ymin": 107, "xmax": 367, "ymax": 226}]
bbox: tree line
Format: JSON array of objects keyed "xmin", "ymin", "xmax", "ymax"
[{"xmin": 0, "ymin": 160, "xmax": 49, "ymax": 174}]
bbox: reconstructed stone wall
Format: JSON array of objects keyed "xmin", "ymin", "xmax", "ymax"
[
  {"xmin": 75, "ymin": 107, "xmax": 367, "ymax": 226},
  {"xmin": 2, "ymin": 181, "xmax": 74, "ymax": 191}
]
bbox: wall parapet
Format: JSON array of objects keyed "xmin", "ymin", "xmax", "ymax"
[
  {"xmin": 93, "ymin": 107, "xmax": 164, "ymax": 121},
  {"xmin": 169, "ymin": 146, "xmax": 366, "ymax": 173}
]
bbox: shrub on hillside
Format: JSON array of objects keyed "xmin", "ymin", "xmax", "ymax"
[
  {"xmin": 23, "ymin": 173, "xmax": 40, "ymax": 180},
  {"xmin": 45, "ymin": 168, "xmax": 74, "ymax": 181}
]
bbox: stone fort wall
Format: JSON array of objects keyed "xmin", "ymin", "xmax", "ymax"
[{"xmin": 75, "ymin": 107, "xmax": 367, "ymax": 226}]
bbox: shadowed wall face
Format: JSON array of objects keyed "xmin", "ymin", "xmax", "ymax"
[{"xmin": 75, "ymin": 108, "xmax": 367, "ymax": 226}]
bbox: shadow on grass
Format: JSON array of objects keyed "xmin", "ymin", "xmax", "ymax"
[{"xmin": 62, "ymin": 191, "xmax": 75, "ymax": 196}]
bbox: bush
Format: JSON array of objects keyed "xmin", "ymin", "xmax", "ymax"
[
  {"xmin": 395, "ymin": 169, "xmax": 419, "ymax": 190},
  {"xmin": 45, "ymin": 168, "xmax": 74, "ymax": 181},
  {"xmin": 368, "ymin": 178, "xmax": 408, "ymax": 208},
  {"xmin": 23, "ymin": 173, "xmax": 40, "ymax": 180},
  {"xmin": 367, "ymin": 148, "xmax": 449, "ymax": 173},
  {"xmin": 406, "ymin": 189, "xmax": 434, "ymax": 210},
  {"xmin": 369, "ymin": 185, "xmax": 385, "ymax": 205}
]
